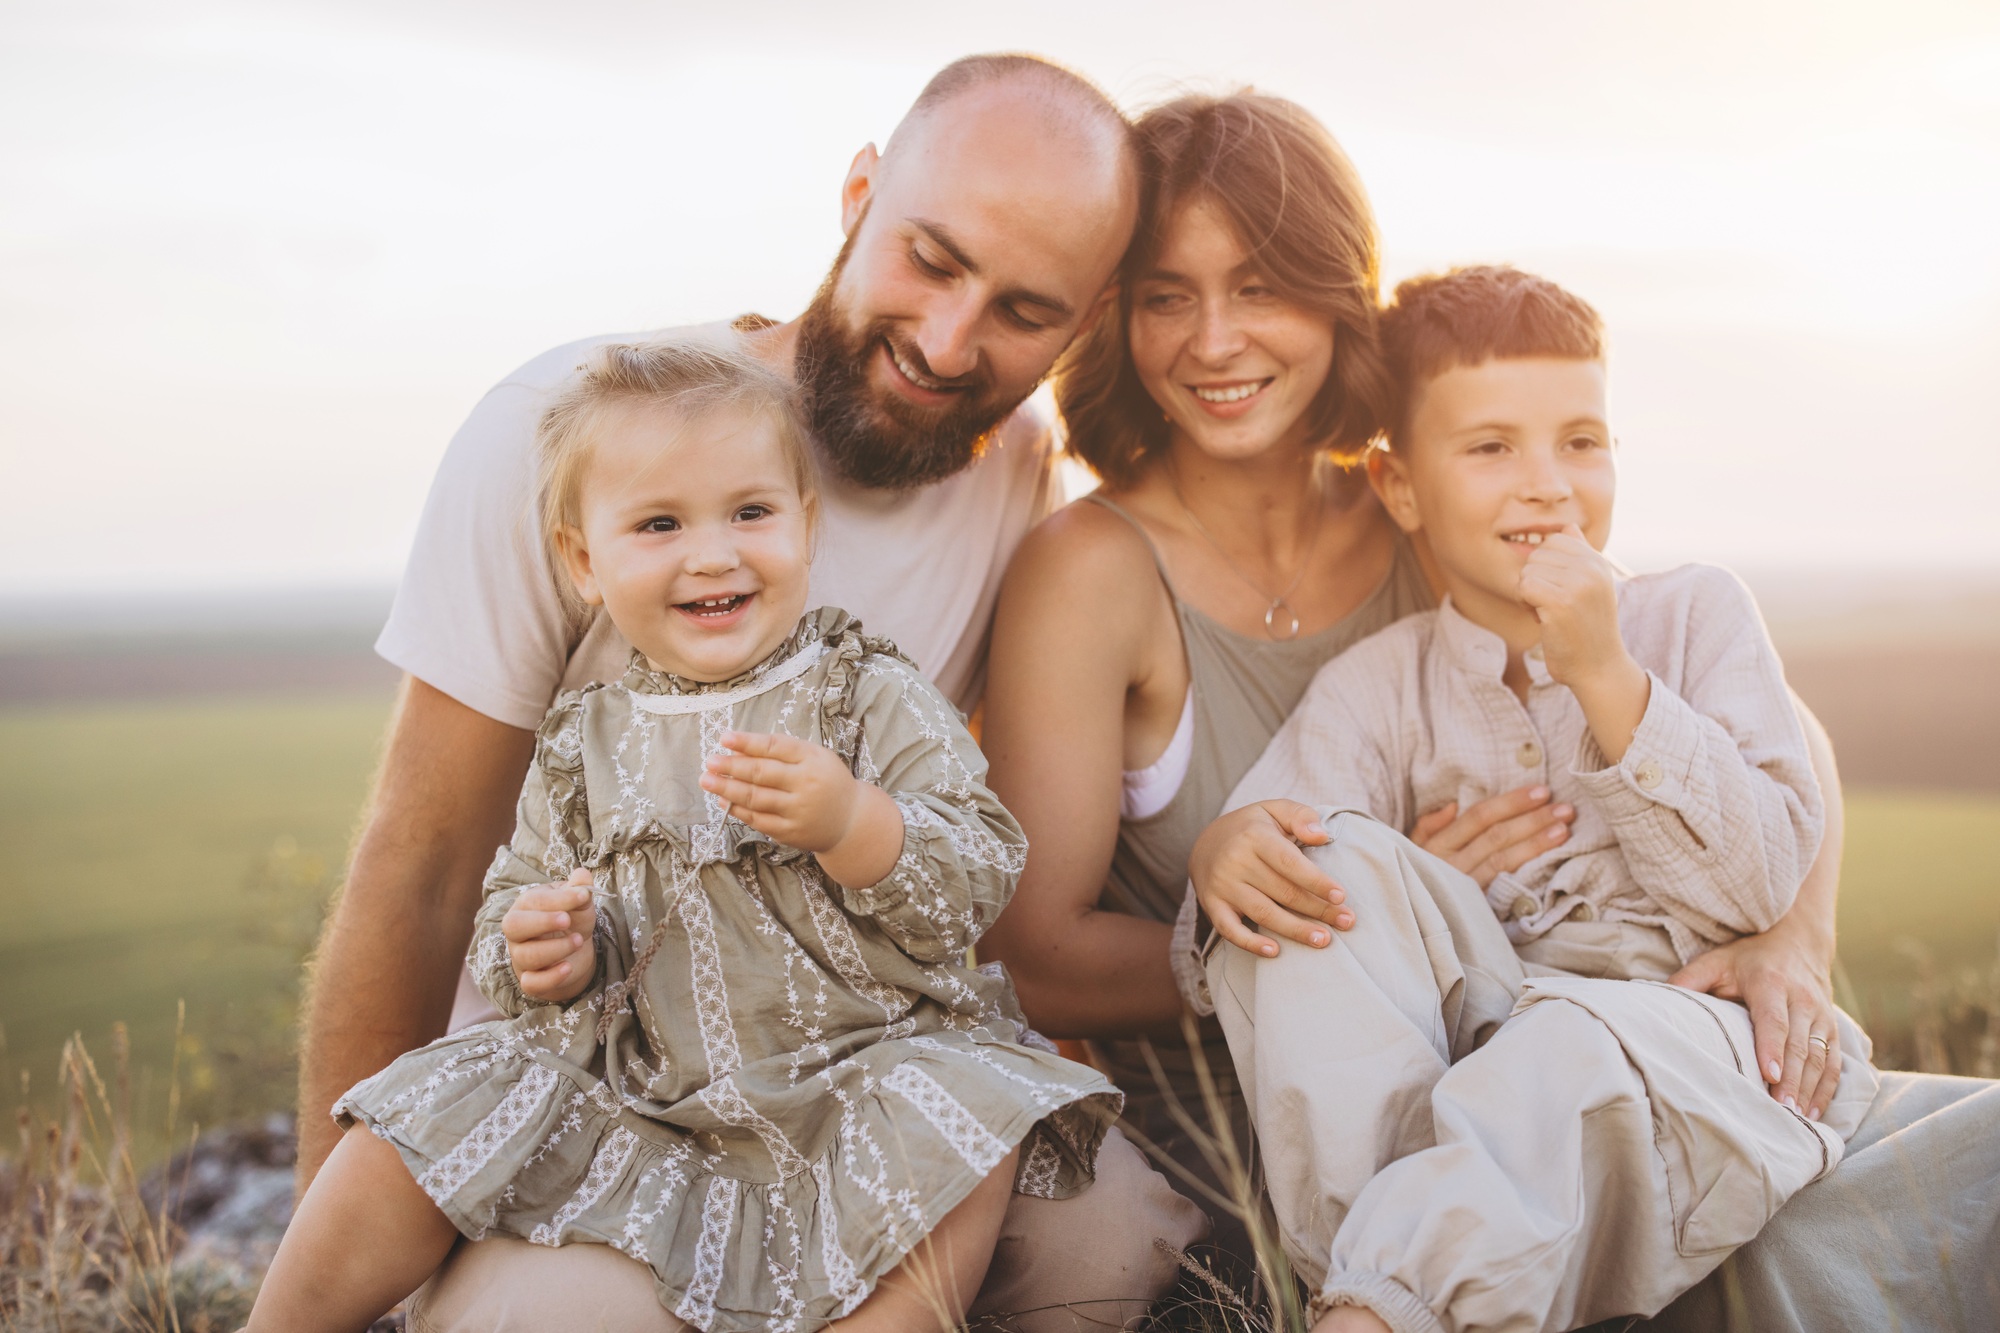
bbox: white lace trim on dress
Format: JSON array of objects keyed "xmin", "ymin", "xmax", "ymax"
[{"xmin": 626, "ymin": 640, "xmax": 828, "ymax": 715}]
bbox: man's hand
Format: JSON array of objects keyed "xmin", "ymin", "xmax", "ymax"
[
  {"xmin": 502, "ymin": 868, "xmax": 598, "ymax": 1003},
  {"xmin": 1520, "ymin": 526, "xmax": 1650, "ymax": 763},
  {"xmin": 701, "ymin": 731, "xmax": 903, "ymax": 888},
  {"xmin": 1189, "ymin": 800, "xmax": 1351, "ymax": 957},
  {"xmin": 1671, "ymin": 924, "xmax": 1842, "ymax": 1120},
  {"xmin": 1409, "ymin": 786, "xmax": 1575, "ymax": 888}
]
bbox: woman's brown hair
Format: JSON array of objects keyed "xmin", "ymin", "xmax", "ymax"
[{"xmin": 1056, "ymin": 91, "xmax": 1390, "ymax": 487}]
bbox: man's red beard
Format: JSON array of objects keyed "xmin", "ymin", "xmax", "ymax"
[{"xmin": 793, "ymin": 246, "xmax": 1032, "ymax": 492}]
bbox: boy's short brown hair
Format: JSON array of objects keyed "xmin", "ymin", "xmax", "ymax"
[{"xmin": 1379, "ymin": 265, "xmax": 1604, "ymax": 448}]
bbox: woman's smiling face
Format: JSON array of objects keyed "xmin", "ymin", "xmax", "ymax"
[{"xmin": 1127, "ymin": 196, "xmax": 1337, "ymax": 466}]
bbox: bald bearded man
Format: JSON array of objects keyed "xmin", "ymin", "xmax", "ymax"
[{"xmin": 297, "ymin": 53, "xmax": 1204, "ymax": 1332}]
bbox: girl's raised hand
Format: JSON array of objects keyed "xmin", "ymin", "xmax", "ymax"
[
  {"xmin": 701, "ymin": 731, "xmax": 867, "ymax": 854},
  {"xmin": 702, "ymin": 730, "xmax": 904, "ymax": 888},
  {"xmin": 501, "ymin": 867, "xmax": 598, "ymax": 1003}
]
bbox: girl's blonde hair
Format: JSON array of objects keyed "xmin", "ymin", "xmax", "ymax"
[{"xmin": 536, "ymin": 338, "xmax": 819, "ymax": 607}]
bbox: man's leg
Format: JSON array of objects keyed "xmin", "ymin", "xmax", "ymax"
[
  {"xmin": 406, "ymin": 1235, "xmax": 688, "ymax": 1333},
  {"xmin": 968, "ymin": 1125, "xmax": 1208, "ymax": 1332},
  {"xmin": 1206, "ymin": 812, "xmax": 1527, "ymax": 1291},
  {"xmin": 1320, "ymin": 980, "xmax": 1844, "ymax": 1333},
  {"xmin": 407, "ymin": 1126, "xmax": 1200, "ymax": 1333}
]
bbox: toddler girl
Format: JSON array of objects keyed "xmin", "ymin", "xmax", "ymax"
[{"xmin": 249, "ymin": 339, "xmax": 1119, "ymax": 1333}]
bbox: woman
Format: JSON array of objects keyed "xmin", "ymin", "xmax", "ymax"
[
  {"xmin": 980, "ymin": 91, "xmax": 1561, "ymax": 1263},
  {"xmin": 980, "ymin": 91, "xmax": 1855, "ymax": 1278}
]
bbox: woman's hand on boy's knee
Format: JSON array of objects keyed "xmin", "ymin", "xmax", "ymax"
[
  {"xmin": 1669, "ymin": 928, "xmax": 1842, "ymax": 1121},
  {"xmin": 1190, "ymin": 801, "xmax": 1353, "ymax": 958},
  {"xmin": 1409, "ymin": 786, "xmax": 1574, "ymax": 888},
  {"xmin": 503, "ymin": 870, "xmax": 598, "ymax": 1003}
]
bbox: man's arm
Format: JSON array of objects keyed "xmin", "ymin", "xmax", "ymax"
[{"xmin": 296, "ymin": 676, "xmax": 536, "ymax": 1190}]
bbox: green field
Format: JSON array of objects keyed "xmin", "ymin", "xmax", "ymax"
[
  {"xmin": 1, "ymin": 690, "xmax": 1996, "ymax": 1161},
  {"xmin": 0, "ymin": 691, "xmax": 394, "ymax": 1158}
]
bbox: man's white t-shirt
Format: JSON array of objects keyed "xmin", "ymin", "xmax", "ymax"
[{"xmin": 376, "ymin": 320, "xmax": 1058, "ymax": 725}]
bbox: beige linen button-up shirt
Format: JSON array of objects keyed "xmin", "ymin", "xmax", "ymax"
[{"xmin": 1209, "ymin": 563, "xmax": 1824, "ymax": 973}]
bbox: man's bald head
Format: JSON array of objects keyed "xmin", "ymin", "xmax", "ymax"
[
  {"xmin": 791, "ymin": 53, "xmax": 1138, "ymax": 491},
  {"xmin": 890, "ymin": 53, "xmax": 1133, "ymax": 175}
]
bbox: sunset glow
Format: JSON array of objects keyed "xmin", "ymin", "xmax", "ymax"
[{"xmin": 4, "ymin": 0, "xmax": 1997, "ymax": 589}]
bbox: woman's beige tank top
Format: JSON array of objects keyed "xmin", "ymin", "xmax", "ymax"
[
  {"xmin": 1087, "ymin": 493, "xmax": 1435, "ymax": 927},
  {"xmin": 1082, "ymin": 491, "xmax": 1434, "ymax": 1246}
]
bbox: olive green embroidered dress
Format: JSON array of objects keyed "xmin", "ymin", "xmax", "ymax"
[{"xmin": 336, "ymin": 608, "xmax": 1120, "ymax": 1332}]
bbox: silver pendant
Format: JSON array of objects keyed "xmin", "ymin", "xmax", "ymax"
[{"xmin": 1265, "ymin": 598, "xmax": 1302, "ymax": 641}]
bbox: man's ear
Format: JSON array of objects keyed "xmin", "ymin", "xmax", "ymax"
[
  {"xmin": 1074, "ymin": 280, "xmax": 1121, "ymax": 341},
  {"xmin": 553, "ymin": 526, "xmax": 605, "ymax": 607},
  {"xmin": 1367, "ymin": 447, "xmax": 1425, "ymax": 536},
  {"xmin": 840, "ymin": 144, "xmax": 880, "ymax": 237}
]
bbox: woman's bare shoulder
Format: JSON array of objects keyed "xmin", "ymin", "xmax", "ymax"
[
  {"xmin": 1005, "ymin": 492, "xmax": 1162, "ymax": 599},
  {"xmin": 994, "ymin": 493, "xmax": 1176, "ymax": 682}
]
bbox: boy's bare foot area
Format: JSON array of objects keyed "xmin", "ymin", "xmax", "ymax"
[{"xmin": 1314, "ymin": 1305, "xmax": 1393, "ymax": 1333}]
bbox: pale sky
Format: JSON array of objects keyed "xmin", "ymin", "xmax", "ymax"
[{"xmin": 5, "ymin": 0, "xmax": 1998, "ymax": 593}]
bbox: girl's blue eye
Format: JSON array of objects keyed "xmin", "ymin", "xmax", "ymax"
[{"xmin": 734, "ymin": 504, "xmax": 771, "ymax": 522}]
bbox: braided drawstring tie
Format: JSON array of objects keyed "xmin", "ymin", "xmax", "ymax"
[{"xmin": 596, "ymin": 914, "xmax": 673, "ymax": 1042}]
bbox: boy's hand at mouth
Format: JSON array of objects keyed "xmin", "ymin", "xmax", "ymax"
[
  {"xmin": 1519, "ymin": 526, "xmax": 1651, "ymax": 763},
  {"xmin": 702, "ymin": 731, "xmax": 905, "ymax": 890},
  {"xmin": 502, "ymin": 868, "xmax": 599, "ymax": 1003}
]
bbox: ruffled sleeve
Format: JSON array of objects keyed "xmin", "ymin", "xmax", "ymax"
[
  {"xmin": 469, "ymin": 689, "xmax": 606, "ymax": 1016},
  {"xmin": 822, "ymin": 635, "xmax": 1026, "ymax": 964}
]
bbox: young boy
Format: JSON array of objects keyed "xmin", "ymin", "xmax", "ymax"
[{"xmin": 1189, "ymin": 267, "xmax": 1879, "ymax": 1333}]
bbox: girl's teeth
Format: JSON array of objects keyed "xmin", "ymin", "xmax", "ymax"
[
  {"xmin": 1506, "ymin": 533, "xmax": 1547, "ymax": 545},
  {"xmin": 1192, "ymin": 382, "xmax": 1266, "ymax": 404}
]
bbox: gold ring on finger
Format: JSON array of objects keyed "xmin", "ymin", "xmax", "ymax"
[{"xmin": 1807, "ymin": 1034, "xmax": 1830, "ymax": 1051}]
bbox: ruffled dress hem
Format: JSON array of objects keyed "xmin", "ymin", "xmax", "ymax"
[{"xmin": 336, "ymin": 1017, "xmax": 1117, "ymax": 1333}]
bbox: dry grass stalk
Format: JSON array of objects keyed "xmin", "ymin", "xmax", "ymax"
[
  {"xmin": 1111, "ymin": 1016, "xmax": 1306, "ymax": 1333},
  {"xmin": 0, "ymin": 1009, "xmax": 256, "ymax": 1333}
]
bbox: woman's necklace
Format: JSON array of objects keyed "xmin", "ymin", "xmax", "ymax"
[{"xmin": 1168, "ymin": 463, "xmax": 1325, "ymax": 641}]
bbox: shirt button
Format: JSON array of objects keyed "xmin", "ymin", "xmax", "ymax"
[
  {"xmin": 1571, "ymin": 902, "xmax": 1597, "ymax": 923},
  {"xmin": 1527, "ymin": 645, "xmax": 1545, "ymax": 663},
  {"xmin": 1509, "ymin": 897, "xmax": 1534, "ymax": 920},
  {"xmin": 1517, "ymin": 741, "xmax": 1543, "ymax": 768},
  {"xmin": 1634, "ymin": 761, "xmax": 1664, "ymax": 790}
]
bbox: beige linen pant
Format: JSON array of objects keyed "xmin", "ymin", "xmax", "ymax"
[
  {"xmin": 1207, "ymin": 812, "xmax": 1875, "ymax": 1333},
  {"xmin": 404, "ymin": 1123, "xmax": 1205, "ymax": 1333}
]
